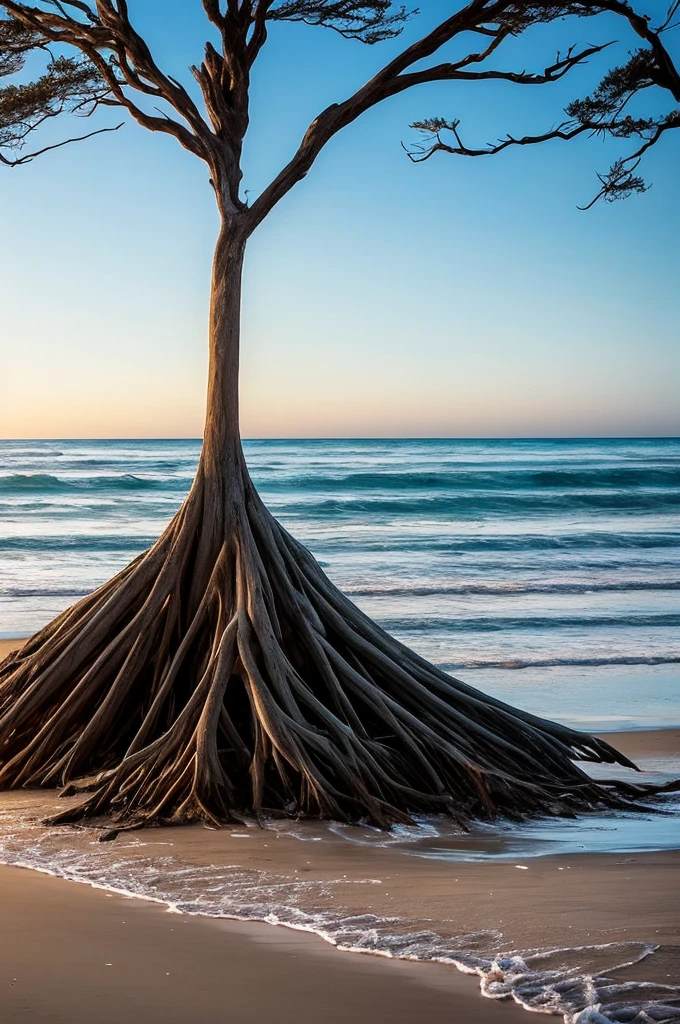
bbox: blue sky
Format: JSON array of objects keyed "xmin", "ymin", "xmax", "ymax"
[{"xmin": 1, "ymin": 2, "xmax": 678, "ymax": 438}]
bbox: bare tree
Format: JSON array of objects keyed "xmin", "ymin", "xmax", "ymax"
[
  {"xmin": 0, "ymin": 0, "xmax": 669, "ymax": 837},
  {"xmin": 409, "ymin": 0, "xmax": 679, "ymax": 207},
  {"xmin": 0, "ymin": 14, "xmax": 119, "ymax": 166}
]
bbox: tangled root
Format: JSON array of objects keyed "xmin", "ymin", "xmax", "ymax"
[{"xmin": 0, "ymin": 459, "xmax": 670, "ymax": 835}]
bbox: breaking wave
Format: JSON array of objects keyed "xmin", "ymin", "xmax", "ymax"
[
  {"xmin": 261, "ymin": 466, "xmax": 680, "ymax": 492},
  {"xmin": 0, "ymin": 473, "xmax": 188, "ymax": 495},
  {"xmin": 440, "ymin": 655, "xmax": 680, "ymax": 670}
]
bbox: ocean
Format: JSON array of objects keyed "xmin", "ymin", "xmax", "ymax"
[
  {"xmin": 1, "ymin": 436, "xmax": 678, "ymax": 730},
  {"xmin": 1, "ymin": 436, "xmax": 679, "ymax": 1022}
]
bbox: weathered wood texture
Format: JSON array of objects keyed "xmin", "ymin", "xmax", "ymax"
[{"xmin": 1, "ymin": 0, "xmax": 677, "ymax": 832}]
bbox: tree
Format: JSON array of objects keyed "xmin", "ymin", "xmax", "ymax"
[
  {"xmin": 0, "ymin": 14, "xmax": 117, "ymax": 167},
  {"xmin": 408, "ymin": 0, "xmax": 680, "ymax": 207},
  {"xmin": 0, "ymin": 0, "xmax": 670, "ymax": 837}
]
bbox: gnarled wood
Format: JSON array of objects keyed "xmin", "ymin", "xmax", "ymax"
[
  {"xmin": 0, "ymin": 446, "xmax": 671, "ymax": 835},
  {"xmin": 0, "ymin": 231, "xmax": 673, "ymax": 834},
  {"xmin": 2, "ymin": 2, "xmax": 678, "ymax": 836}
]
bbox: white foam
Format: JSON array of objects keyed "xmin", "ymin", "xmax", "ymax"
[{"xmin": 1, "ymin": 800, "xmax": 678, "ymax": 1023}]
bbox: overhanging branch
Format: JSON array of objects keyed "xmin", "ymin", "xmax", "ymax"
[
  {"xmin": 0, "ymin": 118, "xmax": 122, "ymax": 165},
  {"xmin": 246, "ymin": 2, "xmax": 610, "ymax": 231},
  {"xmin": 2, "ymin": 1, "xmax": 216, "ymax": 163},
  {"xmin": 405, "ymin": 117, "xmax": 589, "ymax": 163}
]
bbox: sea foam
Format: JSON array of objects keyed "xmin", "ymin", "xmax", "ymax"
[{"xmin": 1, "ymin": 792, "xmax": 679, "ymax": 1024}]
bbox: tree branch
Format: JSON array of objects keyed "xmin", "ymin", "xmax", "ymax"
[
  {"xmin": 593, "ymin": 0, "xmax": 680, "ymax": 101},
  {"xmin": 2, "ymin": 1, "xmax": 216, "ymax": 163},
  {"xmin": 266, "ymin": 0, "xmax": 414, "ymax": 44},
  {"xmin": 1, "ymin": 20, "xmax": 118, "ymax": 166},
  {"xmin": 404, "ymin": 1, "xmax": 680, "ymax": 208},
  {"xmin": 405, "ymin": 117, "xmax": 589, "ymax": 163},
  {"xmin": 578, "ymin": 114, "xmax": 680, "ymax": 206},
  {"xmin": 0, "ymin": 118, "xmax": 121, "ymax": 165},
  {"xmin": 247, "ymin": 0, "xmax": 274, "ymax": 68},
  {"xmin": 246, "ymin": 1, "xmax": 608, "ymax": 230},
  {"xmin": 392, "ymin": 41, "xmax": 610, "ymax": 91}
]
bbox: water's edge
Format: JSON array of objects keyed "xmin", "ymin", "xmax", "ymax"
[{"xmin": 1, "ymin": 790, "xmax": 678, "ymax": 1024}]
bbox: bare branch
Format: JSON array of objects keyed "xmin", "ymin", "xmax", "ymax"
[
  {"xmin": 0, "ymin": 119, "xmax": 121, "ymax": 165},
  {"xmin": 247, "ymin": 0, "xmax": 275, "ymax": 67},
  {"xmin": 202, "ymin": 0, "xmax": 227, "ymax": 32},
  {"xmin": 405, "ymin": 117, "xmax": 589, "ymax": 163},
  {"xmin": 392, "ymin": 41, "xmax": 610, "ymax": 91},
  {"xmin": 246, "ymin": 1, "xmax": 610, "ymax": 230},
  {"xmin": 2, "ymin": 1, "xmax": 216, "ymax": 165}
]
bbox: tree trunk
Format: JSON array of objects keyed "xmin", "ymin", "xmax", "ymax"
[{"xmin": 0, "ymin": 223, "xmax": 672, "ymax": 837}]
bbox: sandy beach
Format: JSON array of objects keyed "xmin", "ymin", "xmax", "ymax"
[
  {"xmin": 0, "ymin": 639, "xmax": 23, "ymax": 660},
  {"xmin": 1, "ymin": 636, "xmax": 678, "ymax": 1021},
  {"xmin": 1, "ymin": 843, "xmax": 678, "ymax": 1022},
  {"xmin": 0, "ymin": 864, "xmax": 533, "ymax": 1024}
]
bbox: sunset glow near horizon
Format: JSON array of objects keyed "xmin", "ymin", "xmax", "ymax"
[{"xmin": 1, "ymin": 3, "xmax": 678, "ymax": 440}]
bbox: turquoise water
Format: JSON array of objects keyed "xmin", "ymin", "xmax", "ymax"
[{"xmin": 0, "ymin": 436, "xmax": 678, "ymax": 730}]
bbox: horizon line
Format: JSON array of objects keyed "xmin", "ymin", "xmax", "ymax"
[{"xmin": 2, "ymin": 435, "xmax": 679, "ymax": 443}]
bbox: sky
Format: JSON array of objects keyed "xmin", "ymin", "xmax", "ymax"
[{"xmin": 1, "ymin": 2, "xmax": 678, "ymax": 439}]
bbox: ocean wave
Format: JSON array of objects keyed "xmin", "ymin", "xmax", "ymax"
[
  {"xmin": 257, "ymin": 467, "xmax": 680, "ymax": 492},
  {"xmin": 440, "ymin": 655, "xmax": 680, "ymax": 670},
  {"xmin": 0, "ymin": 473, "xmax": 190, "ymax": 495},
  {"xmin": 1, "ymin": 586, "xmax": 92, "ymax": 598},
  {"xmin": 308, "ymin": 535, "xmax": 680, "ymax": 557},
  {"xmin": 380, "ymin": 613, "xmax": 680, "ymax": 634},
  {"xmin": 0, "ymin": 535, "xmax": 154, "ymax": 552},
  {"xmin": 347, "ymin": 580, "xmax": 680, "ymax": 596},
  {"xmin": 1, "ymin": 532, "xmax": 678, "ymax": 557},
  {"xmin": 276, "ymin": 493, "xmax": 680, "ymax": 518},
  {"xmin": 314, "ymin": 532, "xmax": 680, "ymax": 552},
  {"xmin": 0, "ymin": 449, "xmax": 65, "ymax": 458},
  {"xmin": 0, "ymin": 473, "xmax": 67, "ymax": 493}
]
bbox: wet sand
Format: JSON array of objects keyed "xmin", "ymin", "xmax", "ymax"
[
  {"xmin": 1, "ymin": 843, "xmax": 678, "ymax": 1021},
  {"xmin": 0, "ymin": 864, "xmax": 531, "ymax": 1023},
  {"xmin": 1, "ymin": 636, "xmax": 678, "ymax": 1018}
]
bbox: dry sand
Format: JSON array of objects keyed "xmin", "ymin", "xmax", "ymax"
[
  {"xmin": 1, "ymin": 635, "xmax": 678, "ymax": 1020},
  {"xmin": 0, "ymin": 638, "xmax": 21, "ymax": 660}
]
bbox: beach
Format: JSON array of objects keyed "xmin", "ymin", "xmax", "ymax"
[
  {"xmin": 1, "ymin": 841, "xmax": 678, "ymax": 1023},
  {"xmin": 1, "ymin": 865, "xmax": 533, "ymax": 1024},
  {"xmin": 0, "ymin": 682, "xmax": 678, "ymax": 1021}
]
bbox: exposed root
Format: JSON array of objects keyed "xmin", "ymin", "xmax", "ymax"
[{"xmin": 0, "ymin": 456, "xmax": 673, "ymax": 833}]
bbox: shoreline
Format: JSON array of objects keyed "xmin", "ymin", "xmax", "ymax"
[
  {"xmin": 1, "ymin": 840, "xmax": 678, "ymax": 1021},
  {"xmin": 0, "ymin": 864, "xmax": 530, "ymax": 1023},
  {"xmin": 1, "ymin": 636, "xmax": 679, "ymax": 1020}
]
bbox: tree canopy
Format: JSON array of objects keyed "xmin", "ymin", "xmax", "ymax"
[
  {"xmin": 1, "ymin": 2, "xmax": 677, "ymax": 205},
  {"xmin": 0, "ymin": 13, "xmax": 116, "ymax": 166},
  {"xmin": 408, "ymin": 0, "xmax": 680, "ymax": 206}
]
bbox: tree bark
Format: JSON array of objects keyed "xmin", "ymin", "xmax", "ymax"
[
  {"xmin": 0, "ymin": 222, "xmax": 675, "ymax": 838},
  {"xmin": 202, "ymin": 223, "xmax": 246, "ymax": 473}
]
